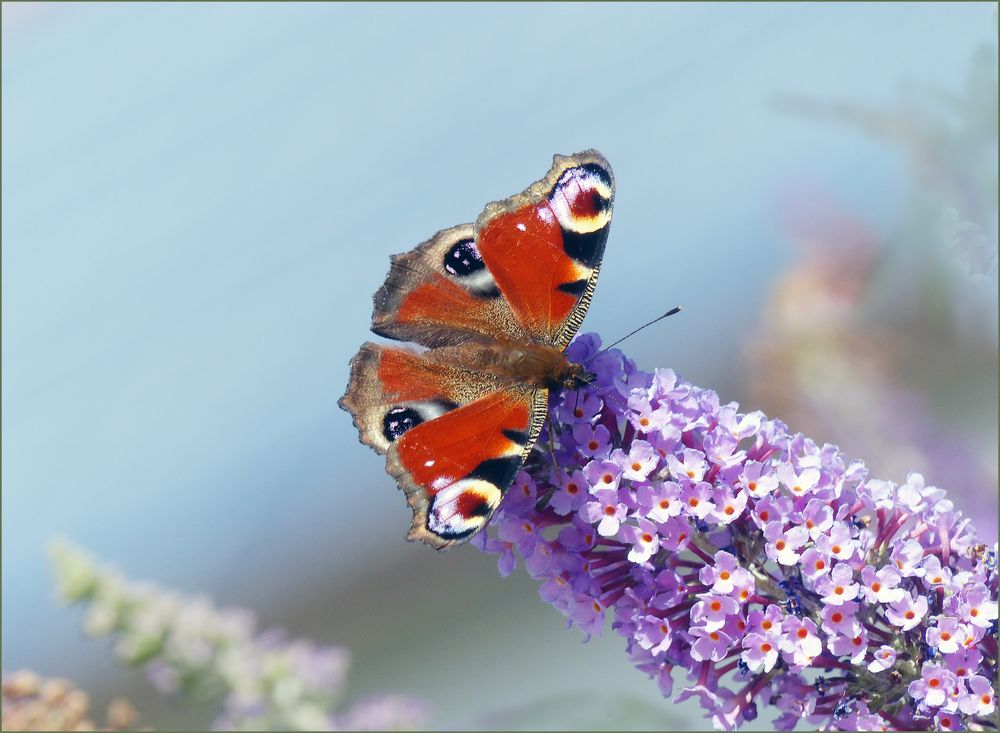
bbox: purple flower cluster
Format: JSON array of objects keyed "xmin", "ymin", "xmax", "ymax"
[{"xmin": 474, "ymin": 334, "xmax": 998, "ymax": 731}]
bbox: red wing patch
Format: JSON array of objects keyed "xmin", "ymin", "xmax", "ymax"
[{"xmin": 475, "ymin": 151, "xmax": 614, "ymax": 347}]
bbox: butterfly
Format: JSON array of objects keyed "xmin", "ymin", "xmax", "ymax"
[{"xmin": 339, "ymin": 150, "xmax": 614, "ymax": 549}]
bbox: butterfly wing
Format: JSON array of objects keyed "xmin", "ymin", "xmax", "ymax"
[
  {"xmin": 475, "ymin": 149, "xmax": 614, "ymax": 348},
  {"xmin": 339, "ymin": 342, "xmax": 546, "ymax": 549},
  {"xmin": 343, "ymin": 150, "xmax": 614, "ymax": 548},
  {"xmin": 371, "ymin": 224, "xmax": 526, "ymax": 348}
]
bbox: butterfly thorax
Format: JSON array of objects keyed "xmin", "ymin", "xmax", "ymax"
[{"xmin": 450, "ymin": 340, "xmax": 592, "ymax": 391}]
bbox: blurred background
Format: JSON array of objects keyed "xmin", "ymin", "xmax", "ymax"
[{"xmin": 3, "ymin": 2, "xmax": 996, "ymax": 729}]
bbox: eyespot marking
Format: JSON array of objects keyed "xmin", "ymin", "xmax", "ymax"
[
  {"xmin": 443, "ymin": 238, "xmax": 484, "ymax": 277},
  {"xmin": 548, "ymin": 163, "xmax": 614, "ymax": 237},
  {"xmin": 381, "ymin": 400, "xmax": 455, "ymax": 443},
  {"xmin": 383, "ymin": 406, "xmax": 422, "ymax": 442},
  {"xmin": 427, "ymin": 479, "xmax": 502, "ymax": 539},
  {"xmin": 442, "ymin": 238, "xmax": 500, "ymax": 297}
]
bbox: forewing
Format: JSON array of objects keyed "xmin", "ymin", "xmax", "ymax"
[{"xmin": 474, "ymin": 150, "xmax": 614, "ymax": 348}]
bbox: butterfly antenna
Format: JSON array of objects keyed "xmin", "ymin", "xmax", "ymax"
[{"xmin": 583, "ymin": 306, "xmax": 682, "ymax": 365}]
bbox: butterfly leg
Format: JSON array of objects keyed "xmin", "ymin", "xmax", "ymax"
[{"xmin": 546, "ymin": 415, "xmax": 561, "ymax": 478}]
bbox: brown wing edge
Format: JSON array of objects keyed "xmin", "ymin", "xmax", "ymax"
[
  {"xmin": 337, "ymin": 342, "xmax": 393, "ymax": 455},
  {"xmin": 389, "ymin": 388, "xmax": 550, "ymax": 551}
]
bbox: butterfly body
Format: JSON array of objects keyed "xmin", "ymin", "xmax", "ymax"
[{"xmin": 340, "ymin": 150, "xmax": 614, "ymax": 549}]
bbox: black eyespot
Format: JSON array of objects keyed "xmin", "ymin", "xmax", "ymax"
[
  {"xmin": 382, "ymin": 406, "xmax": 423, "ymax": 442},
  {"xmin": 443, "ymin": 238, "xmax": 484, "ymax": 277}
]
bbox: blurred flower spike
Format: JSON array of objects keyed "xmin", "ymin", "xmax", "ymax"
[
  {"xmin": 475, "ymin": 334, "xmax": 999, "ymax": 731},
  {"xmin": 49, "ymin": 541, "xmax": 428, "ymax": 731}
]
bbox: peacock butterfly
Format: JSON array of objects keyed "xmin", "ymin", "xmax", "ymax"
[{"xmin": 339, "ymin": 150, "xmax": 614, "ymax": 549}]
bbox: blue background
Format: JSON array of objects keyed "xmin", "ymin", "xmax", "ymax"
[{"xmin": 4, "ymin": 3, "xmax": 996, "ymax": 729}]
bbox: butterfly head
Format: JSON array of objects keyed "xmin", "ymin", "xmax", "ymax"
[{"xmin": 555, "ymin": 361, "xmax": 596, "ymax": 391}]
